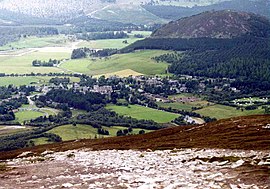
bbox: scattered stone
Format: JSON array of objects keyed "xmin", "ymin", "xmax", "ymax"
[
  {"xmin": 231, "ymin": 159, "xmax": 245, "ymax": 168},
  {"xmin": 61, "ymin": 183, "xmax": 73, "ymax": 188},
  {"xmin": 31, "ymin": 175, "xmax": 38, "ymax": 180},
  {"xmin": 17, "ymin": 151, "xmax": 34, "ymax": 158},
  {"xmin": 41, "ymin": 150, "xmax": 54, "ymax": 156},
  {"xmin": 1, "ymin": 149, "xmax": 268, "ymax": 188}
]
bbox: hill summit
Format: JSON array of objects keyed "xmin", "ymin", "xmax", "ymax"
[{"xmin": 151, "ymin": 10, "xmax": 270, "ymax": 38}]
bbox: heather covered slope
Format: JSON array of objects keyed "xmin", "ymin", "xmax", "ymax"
[
  {"xmin": 151, "ymin": 10, "xmax": 270, "ymax": 38},
  {"xmin": 1, "ymin": 115, "xmax": 270, "ymax": 160}
]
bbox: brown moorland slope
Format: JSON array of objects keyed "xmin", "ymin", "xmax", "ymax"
[{"xmin": 0, "ymin": 114, "xmax": 270, "ymax": 160}]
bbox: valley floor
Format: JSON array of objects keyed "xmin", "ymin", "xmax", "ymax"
[{"xmin": 0, "ymin": 149, "xmax": 269, "ymax": 189}]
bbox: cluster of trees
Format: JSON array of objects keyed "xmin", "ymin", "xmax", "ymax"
[
  {"xmin": 116, "ymin": 127, "xmax": 133, "ymax": 136},
  {"xmin": 71, "ymin": 48, "xmax": 95, "ymax": 59},
  {"xmin": 91, "ymin": 49, "xmax": 118, "ymax": 57},
  {"xmin": 32, "ymin": 59, "xmax": 60, "ymax": 67},
  {"xmin": 38, "ymin": 89, "xmax": 106, "ymax": 111},
  {"xmin": 97, "ymin": 128, "xmax": 110, "ymax": 135},
  {"xmin": 76, "ymin": 31, "xmax": 128, "ymax": 40},
  {"xmin": 49, "ymin": 77, "xmax": 70, "ymax": 85},
  {"xmin": 71, "ymin": 48, "xmax": 118, "ymax": 59}
]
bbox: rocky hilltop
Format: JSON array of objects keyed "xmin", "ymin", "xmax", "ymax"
[{"xmin": 151, "ymin": 10, "xmax": 270, "ymax": 38}]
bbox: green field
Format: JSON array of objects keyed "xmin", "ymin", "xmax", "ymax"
[
  {"xmin": 31, "ymin": 137, "xmax": 54, "ymax": 146},
  {"xmin": 15, "ymin": 110, "xmax": 45, "ymax": 123},
  {"xmin": 0, "ymin": 35, "xmax": 68, "ymax": 51},
  {"xmin": 30, "ymin": 124, "xmax": 152, "ymax": 145},
  {"xmin": 195, "ymin": 104, "xmax": 265, "ymax": 120},
  {"xmin": 47, "ymin": 124, "xmax": 152, "ymax": 141},
  {"xmin": 0, "ymin": 76, "xmax": 80, "ymax": 86},
  {"xmin": 107, "ymin": 104, "xmax": 179, "ymax": 123},
  {"xmin": 0, "ymin": 51, "xmax": 70, "ymax": 74},
  {"xmin": 61, "ymin": 50, "xmax": 169, "ymax": 76},
  {"xmin": 47, "ymin": 124, "xmax": 98, "ymax": 141}
]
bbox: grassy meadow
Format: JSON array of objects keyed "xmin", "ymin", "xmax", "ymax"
[
  {"xmin": 15, "ymin": 110, "xmax": 45, "ymax": 124},
  {"xmin": 106, "ymin": 104, "xmax": 179, "ymax": 123},
  {"xmin": 31, "ymin": 124, "xmax": 152, "ymax": 145},
  {"xmin": 195, "ymin": 104, "xmax": 265, "ymax": 120},
  {"xmin": 0, "ymin": 35, "xmax": 68, "ymax": 51},
  {"xmin": 0, "ymin": 51, "xmax": 70, "ymax": 74},
  {"xmin": 61, "ymin": 50, "xmax": 169, "ymax": 76}
]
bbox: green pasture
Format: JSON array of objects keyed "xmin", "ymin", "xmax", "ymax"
[
  {"xmin": 15, "ymin": 110, "xmax": 45, "ymax": 124},
  {"xmin": 0, "ymin": 35, "xmax": 68, "ymax": 51},
  {"xmin": 61, "ymin": 50, "xmax": 169, "ymax": 76},
  {"xmin": 31, "ymin": 124, "xmax": 153, "ymax": 145},
  {"xmin": 47, "ymin": 124, "xmax": 98, "ymax": 141},
  {"xmin": 195, "ymin": 104, "xmax": 265, "ymax": 120},
  {"xmin": 0, "ymin": 51, "xmax": 70, "ymax": 74},
  {"xmin": 157, "ymin": 100, "xmax": 211, "ymax": 111},
  {"xmin": 106, "ymin": 104, "xmax": 179, "ymax": 123}
]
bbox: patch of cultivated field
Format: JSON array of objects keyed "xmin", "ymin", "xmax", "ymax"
[
  {"xmin": 61, "ymin": 50, "xmax": 169, "ymax": 76},
  {"xmin": 195, "ymin": 104, "xmax": 265, "ymax": 120},
  {"xmin": 94, "ymin": 69, "xmax": 143, "ymax": 78},
  {"xmin": 15, "ymin": 110, "xmax": 45, "ymax": 124},
  {"xmin": 106, "ymin": 104, "xmax": 179, "ymax": 123},
  {"xmin": 0, "ymin": 51, "xmax": 70, "ymax": 74},
  {"xmin": 0, "ymin": 76, "xmax": 80, "ymax": 86},
  {"xmin": 0, "ymin": 35, "xmax": 68, "ymax": 51}
]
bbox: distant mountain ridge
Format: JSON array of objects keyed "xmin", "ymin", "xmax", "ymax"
[
  {"xmin": 0, "ymin": 0, "xmax": 232, "ymax": 25},
  {"xmin": 144, "ymin": 0, "xmax": 270, "ymax": 20},
  {"xmin": 151, "ymin": 10, "xmax": 270, "ymax": 39}
]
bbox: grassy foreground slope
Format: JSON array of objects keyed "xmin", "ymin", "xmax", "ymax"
[
  {"xmin": 1, "ymin": 114, "xmax": 269, "ymax": 160},
  {"xmin": 61, "ymin": 50, "xmax": 169, "ymax": 76}
]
